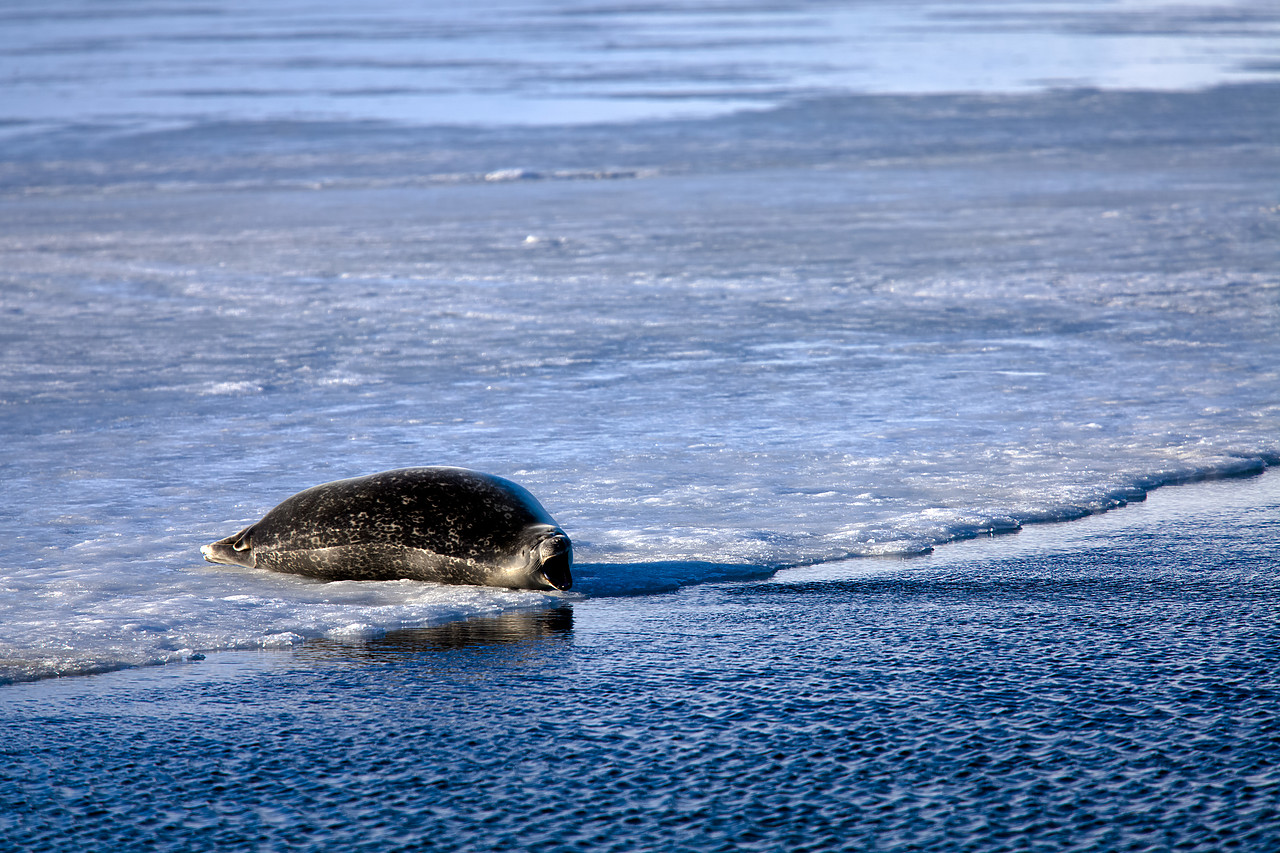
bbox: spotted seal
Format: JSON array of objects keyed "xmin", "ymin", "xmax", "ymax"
[{"xmin": 201, "ymin": 467, "xmax": 572, "ymax": 591}]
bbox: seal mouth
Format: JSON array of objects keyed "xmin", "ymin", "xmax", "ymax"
[
  {"xmin": 536, "ymin": 554, "xmax": 572, "ymax": 591},
  {"xmin": 535, "ymin": 534, "xmax": 573, "ymax": 591}
]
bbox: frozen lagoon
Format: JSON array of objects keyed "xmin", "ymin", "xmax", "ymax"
[{"xmin": 1, "ymin": 1, "xmax": 1279, "ymax": 847}]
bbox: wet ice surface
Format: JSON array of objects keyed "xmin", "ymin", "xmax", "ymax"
[
  {"xmin": 1, "ymin": 1, "xmax": 1279, "ymax": 682},
  {"xmin": 3, "ymin": 474, "xmax": 1278, "ymax": 851},
  {"xmin": 4, "ymin": 0, "xmax": 1280, "ymax": 128},
  {"xmin": 3, "ymin": 79, "xmax": 1278, "ymax": 680}
]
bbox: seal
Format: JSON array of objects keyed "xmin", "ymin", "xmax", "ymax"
[{"xmin": 200, "ymin": 467, "xmax": 572, "ymax": 591}]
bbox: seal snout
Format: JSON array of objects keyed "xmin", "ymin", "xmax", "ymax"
[
  {"xmin": 201, "ymin": 529, "xmax": 257, "ymax": 569},
  {"xmin": 534, "ymin": 533, "xmax": 573, "ymax": 591}
]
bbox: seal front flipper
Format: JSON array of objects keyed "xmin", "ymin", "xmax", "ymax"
[{"xmin": 201, "ymin": 526, "xmax": 256, "ymax": 568}]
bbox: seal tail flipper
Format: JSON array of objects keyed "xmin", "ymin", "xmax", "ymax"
[{"xmin": 201, "ymin": 526, "xmax": 257, "ymax": 568}]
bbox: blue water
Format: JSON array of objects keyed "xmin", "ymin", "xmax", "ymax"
[{"xmin": 2, "ymin": 1, "xmax": 1280, "ymax": 847}]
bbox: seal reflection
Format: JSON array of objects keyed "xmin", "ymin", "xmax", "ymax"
[{"xmin": 298, "ymin": 606, "xmax": 574, "ymax": 666}]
